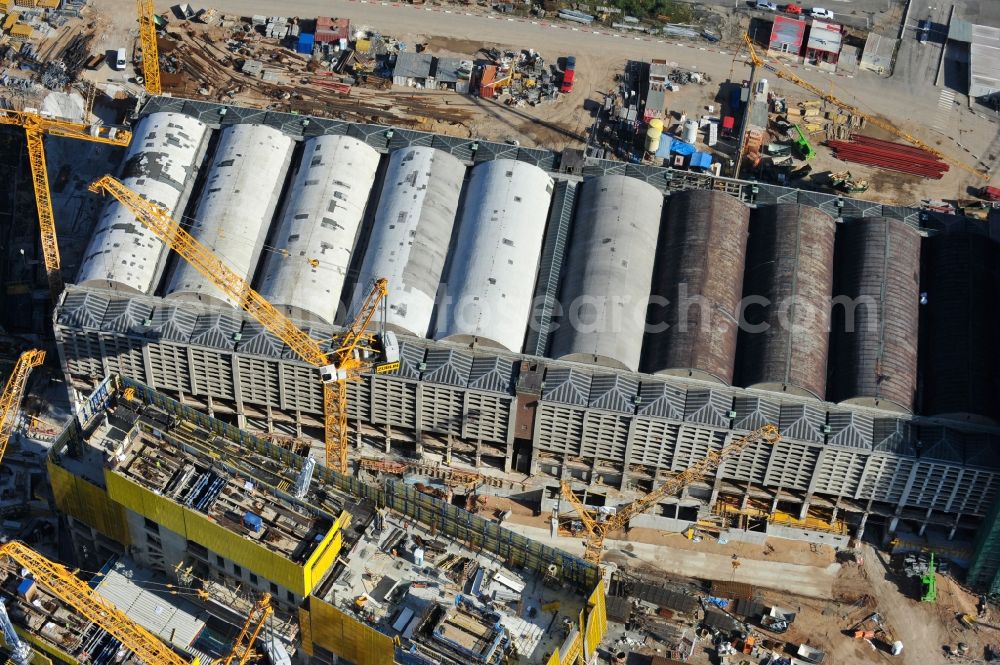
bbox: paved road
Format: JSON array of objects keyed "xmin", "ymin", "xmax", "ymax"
[{"xmin": 505, "ymin": 522, "xmax": 839, "ymax": 598}]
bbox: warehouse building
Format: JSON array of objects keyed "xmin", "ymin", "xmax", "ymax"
[{"xmin": 52, "ymin": 103, "xmax": 1000, "ymax": 592}]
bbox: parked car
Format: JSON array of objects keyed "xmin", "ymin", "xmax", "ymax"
[
  {"xmin": 810, "ymin": 7, "xmax": 834, "ymax": 19},
  {"xmin": 755, "ymin": 1, "xmax": 778, "ymax": 10},
  {"xmin": 784, "ymin": 3, "xmax": 803, "ymax": 14},
  {"xmin": 917, "ymin": 19, "xmax": 930, "ymax": 43}
]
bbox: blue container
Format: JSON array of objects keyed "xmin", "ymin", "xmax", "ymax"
[
  {"xmin": 244, "ymin": 512, "xmax": 263, "ymax": 532},
  {"xmin": 297, "ymin": 33, "xmax": 315, "ymax": 55}
]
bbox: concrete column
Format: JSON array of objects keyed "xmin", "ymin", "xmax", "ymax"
[
  {"xmin": 619, "ymin": 418, "xmax": 639, "ymax": 492},
  {"xmin": 475, "ymin": 437, "xmax": 482, "ymax": 468},
  {"xmin": 949, "ymin": 514, "xmax": 961, "ymax": 541},
  {"xmin": 414, "ymin": 383, "xmax": 424, "ymax": 455},
  {"xmin": 445, "ymin": 433, "xmax": 453, "ymax": 465},
  {"xmin": 918, "ymin": 508, "xmax": 933, "ymax": 536},
  {"xmin": 141, "ymin": 345, "xmax": 156, "ymax": 388},
  {"xmin": 384, "ymin": 423, "xmax": 392, "ymax": 454},
  {"xmin": 740, "ymin": 481, "xmax": 751, "ymax": 511},
  {"xmin": 770, "ymin": 487, "xmax": 782, "ymax": 514},
  {"xmin": 230, "ymin": 353, "xmax": 244, "ymax": 415},
  {"xmin": 830, "ymin": 498, "xmax": 840, "ymax": 524},
  {"xmin": 708, "ymin": 431, "xmax": 732, "ymax": 508},
  {"xmin": 893, "ymin": 464, "xmax": 921, "ymax": 532},
  {"xmin": 798, "ymin": 497, "xmax": 811, "ymax": 521},
  {"xmin": 186, "ymin": 346, "xmax": 198, "ymax": 397},
  {"xmin": 856, "ymin": 511, "xmax": 869, "ymax": 540}
]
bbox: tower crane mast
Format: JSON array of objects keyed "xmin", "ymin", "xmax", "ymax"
[
  {"xmin": 137, "ymin": 0, "xmax": 162, "ymax": 95},
  {"xmin": 88, "ymin": 176, "xmax": 398, "ymax": 472},
  {"xmin": 0, "ymin": 541, "xmax": 192, "ymax": 665},
  {"xmin": 0, "ymin": 349, "xmax": 45, "ymax": 467},
  {"xmin": 216, "ymin": 593, "xmax": 274, "ymax": 665},
  {"xmin": 561, "ymin": 424, "xmax": 780, "ymax": 564},
  {"xmin": 0, "ymin": 111, "xmax": 131, "ymax": 298},
  {"xmin": 739, "ymin": 34, "xmax": 988, "ymax": 181}
]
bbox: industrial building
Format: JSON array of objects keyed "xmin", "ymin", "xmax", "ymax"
[
  {"xmin": 46, "ymin": 376, "xmax": 605, "ymax": 665},
  {"xmin": 51, "ymin": 101, "xmax": 1000, "ymax": 594}
]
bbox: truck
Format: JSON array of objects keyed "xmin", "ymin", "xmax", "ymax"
[
  {"xmin": 978, "ymin": 185, "xmax": 1000, "ymax": 202},
  {"xmin": 560, "ymin": 55, "xmax": 576, "ymax": 93}
]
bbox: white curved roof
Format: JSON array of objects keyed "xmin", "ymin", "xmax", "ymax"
[
  {"xmin": 434, "ymin": 159, "xmax": 553, "ymax": 352},
  {"xmin": 256, "ymin": 135, "xmax": 381, "ymax": 324},
  {"xmin": 550, "ymin": 175, "xmax": 663, "ymax": 371},
  {"xmin": 355, "ymin": 147, "xmax": 465, "ymax": 337},
  {"xmin": 76, "ymin": 112, "xmax": 210, "ymax": 293},
  {"xmin": 166, "ymin": 124, "xmax": 293, "ymax": 307}
]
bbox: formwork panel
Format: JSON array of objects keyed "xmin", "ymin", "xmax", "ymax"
[
  {"xmin": 303, "ymin": 596, "xmax": 394, "ymax": 665},
  {"xmin": 48, "ymin": 460, "xmax": 130, "ymax": 546}
]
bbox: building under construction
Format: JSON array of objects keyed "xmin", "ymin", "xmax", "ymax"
[
  {"xmin": 45, "ymin": 376, "xmax": 605, "ymax": 665},
  {"xmin": 49, "ymin": 98, "xmax": 1000, "ymax": 590}
]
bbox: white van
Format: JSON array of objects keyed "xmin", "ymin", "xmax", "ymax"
[{"xmin": 114, "ymin": 48, "xmax": 127, "ymax": 71}]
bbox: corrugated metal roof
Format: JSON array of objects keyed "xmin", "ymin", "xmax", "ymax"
[
  {"xmin": 190, "ymin": 312, "xmax": 241, "ymax": 350},
  {"xmin": 467, "ymin": 356, "xmax": 516, "ymax": 394},
  {"xmin": 396, "ymin": 340, "xmax": 426, "ymax": 380},
  {"xmin": 683, "ymin": 389, "xmax": 732, "ymax": 428},
  {"xmin": 94, "ymin": 559, "xmax": 209, "ymax": 662},
  {"xmin": 58, "ymin": 290, "xmax": 110, "ymax": 329},
  {"xmin": 732, "ymin": 395, "xmax": 781, "ymax": 431},
  {"xmin": 588, "ymin": 374, "xmax": 638, "ymax": 412},
  {"xmin": 148, "ymin": 300, "xmax": 198, "ymax": 343},
  {"xmin": 827, "ymin": 411, "xmax": 872, "ymax": 450},
  {"xmin": 970, "ymin": 24, "xmax": 1000, "ymax": 97},
  {"xmin": 422, "ymin": 348, "xmax": 473, "ymax": 387},
  {"xmin": 101, "ymin": 299, "xmax": 154, "ymax": 334},
  {"xmin": 541, "ymin": 367, "xmax": 591, "ymax": 406},
  {"xmin": 235, "ymin": 320, "xmax": 287, "ymax": 358},
  {"xmin": 779, "ymin": 402, "xmax": 825, "ymax": 442},
  {"xmin": 636, "ymin": 381, "xmax": 686, "ymax": 420},
  {"xmin": 394, "ymin": 52, "xmax": 434, "ymax": 79}
]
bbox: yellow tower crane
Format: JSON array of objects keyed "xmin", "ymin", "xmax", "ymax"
[
  {"xmin": 0, "ymin": 110, "xmax": 132, "ymax": 298},
  {"xmin": 740, "ymin": 34, "xmax": 988, "ymax": 181},
  {"xmin": 560, "ymin": 424, "xmax": 781, "ymax": 564},
  {"xmin": 216, "ymin": 593, "xmax": 273, "ymax": 665},
  {"xmin": 137, "ymin": 0, "xmax": 162, "ymax": 95},
  {"xmin": 0, "ymin": 540, "xmax": 195, "ymax": 665},
  {"xmin": 88, "ymin": 175, "xmax": 399, "ymax": 473},
  {"xmin": 0, "ymin": 349, "xmax": 45, "ymax": 466}
]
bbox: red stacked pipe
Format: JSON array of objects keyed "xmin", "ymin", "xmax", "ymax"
[{"xmin": 826, "ymin": 135, "xmax": 949, "ymax": 179}]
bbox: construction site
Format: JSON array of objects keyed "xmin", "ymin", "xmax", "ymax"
[{"xmin": 0, "ymin": 0, "xmax": 997, "ymax": 664}]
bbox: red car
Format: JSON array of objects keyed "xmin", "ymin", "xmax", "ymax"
[{"xmin": 784, "ymin": 3, "xmax": 802, "ymax": 14}]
